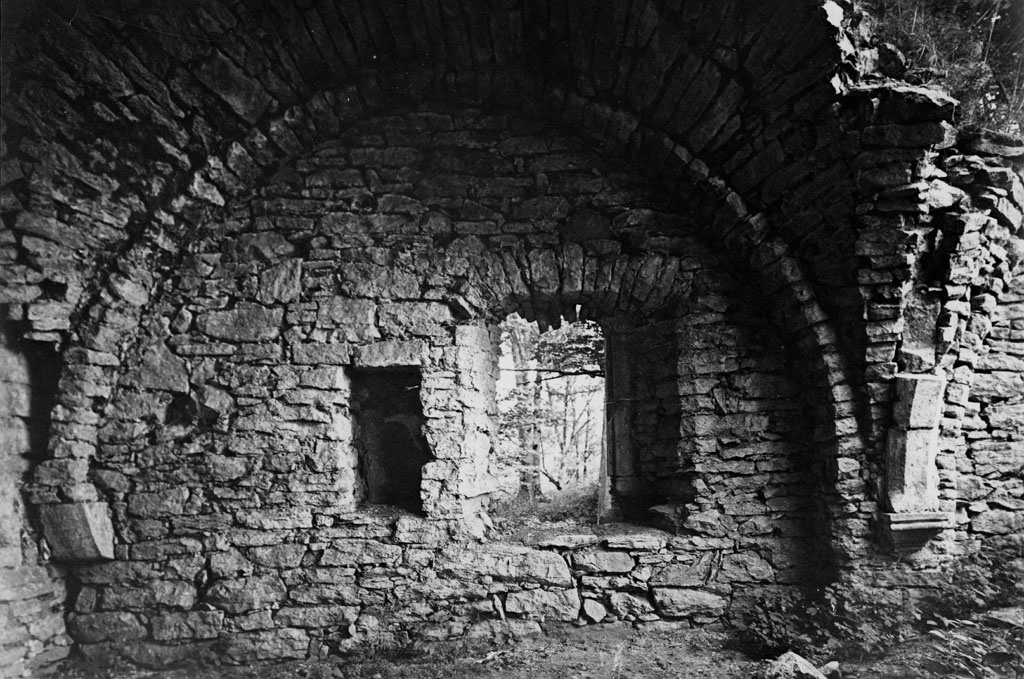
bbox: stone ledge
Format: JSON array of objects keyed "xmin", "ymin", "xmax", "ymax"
[{"xmin": 879, "ymin": 511, "xmax": 951, "ymax": 555}]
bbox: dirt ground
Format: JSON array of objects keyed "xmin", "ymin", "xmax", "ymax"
[{"xmin": 52, "ymin": 622, "xmax": 947, "ymax": 679}]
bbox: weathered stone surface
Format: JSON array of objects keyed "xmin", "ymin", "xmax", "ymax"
[
  {"xmin": 972, "ymin": 509, "xmax": 1024, "ymax": 535},
  {"xmin": 764, "ymin": 651, "xmax": 827, "ymax": 679},
  {"xmin": 128, "ymin": 488, "xmax": 188, "ymax": 518},
  {"xmin": 275, "ymin": 605, "xmax": 359, "ymax": 627},
  {"xmin": 504, "ymin": 588, "xmax": 580, "ymax": 621},
  {"xmin": 316, "ymin": 298, "xmax": 379, "ymax": 340},
  {"xmin": 600, "ymin": 527, "xmax": 670, "ymax": 550},
  {"xmin": 886, "ymin": 428, "xmax": 940, "ymax": 513},
  {"xmin": 193, "ymin": 50, "xmax": 273, "ymax": 123},
  {"xmin": 151, "ymin": 611, "xmax": 224, "ymax": 641},
  {"xmin": 248, "ymin": 544, "xmax": 306, "ymax": 568},
  {"xmin": 651, "ymin": 554, "xmax": 716, "ymax": 587},
  {"xmin": 437, "ymin": 545, "xmax": 572, "ymax": 587},
  {"xmin": 198, "ymin": 306, "xmax": 283, "ymax": 342},
  {"xmin": 573, "ymin": 550, "xmax": 635, "ymax": 574},
  {"xmin": 220, "ymin": 629, "xmax": 310, "ymax": 662},
  {"xmin": 258, "ymin": 260, "xmax": 302, "ymax": 304},
  {"xmin": 394, "ymin": 516, "xmax": 447, "ymax": 545},
  {"xmin": 321, "ymin": 540, "xmax": 401, "ymax": 567},
  {"xmin": 466, "ymin": 619, "xmax": 542, "ymax": 641},
  {"xmin": 354, "ymin": 340, "xmax": 424, "ymax": 367},
  {"xmin": 719, "ymin": 553, "xmax": 774, "ymax": 583},
  {"xmin": 861, "ymin": 121, "xmax": 957, "ymax": 148},
  {"xmin": 104, "ymin": 581, "xmax": 196, "ymax": 610},
  {"xmin": 651, "ymin": 588, "xmax": 727, "ymax": 618},
  {"xmin": 237, "ymin": 507, "xmax": 312, "ymax": 530},
  {"xmin": 39, "ymin": 502, "xmax": 115, "ymax": 561},
  {"xmin": 126, "ymin": 342, "xmax": 188, "ymax": 393},
  {"xmin": 582, "ymin": 598, "xmax": 608, "ymax": 622},
  {"xmin": 608, "ymin": 592, "xmax": 655, "ymax": 618},
  {"xmin": 959, "ymin": 129, "xmax": 1024, "ymax": 157},
  {"xmin": 292, "ymin": 343, "xmax": 352, "ymax": 364},
  {"xmin": 532, "ymin": 533, "xmax": 599, "ymax": 549},
  {"xmin": 67, "ymin": 612, "xmax": 145, "ymax": 643},
  {"xmin": 205, "ymin": 575, "xmax": 287, "ymax": 613},
  {"xmin": 893, "ymin": 373, "xmax": 945, "ymax": 429},
  {"xmin": 209, "ymin": 549, "xmax": 253, "ymax": 579}
]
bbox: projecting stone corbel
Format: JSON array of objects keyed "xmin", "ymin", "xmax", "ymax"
[
  {"xmin": 38, "ymin": 502, "xmax": 115, "ymax": 561},
  {"xmin": 881, "ymin": 373, "xmax": 951, "ymax": 554}
]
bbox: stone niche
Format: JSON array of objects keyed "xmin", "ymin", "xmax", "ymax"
[{"xmin": 350, "ymin": 367, "xmax": 431, "ymax": 513}]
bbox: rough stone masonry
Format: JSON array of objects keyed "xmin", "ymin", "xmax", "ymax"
[{"xmin": 0, "ymin": 0, "xmax": 1022, "ymax": 673}]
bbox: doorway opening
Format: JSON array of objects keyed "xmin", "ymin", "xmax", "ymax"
[
  {"xmin": 350, "ymin": 367, "xmax": 431, "ymax": 514},
  {"xmin": 490, "ymin": 313, "xmax": 607, "ymax": 526}
]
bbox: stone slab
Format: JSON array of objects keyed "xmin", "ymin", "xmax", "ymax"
[
  {"xmin": 39, "ymin": 502, "xmax": 115, "ymax": 561},
  {"xmin": 893, "ymin": 373, "xmax": 945, "ymax": 429}
]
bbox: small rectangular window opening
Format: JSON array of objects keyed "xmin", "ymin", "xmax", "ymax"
[{"xmin": 350, "ymin": 367, "xmax": 430, "ymax": 514}]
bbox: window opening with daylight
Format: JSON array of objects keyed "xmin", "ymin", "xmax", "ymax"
[{"xmin": 490, "ymin": 313, "xmax": 607, "ymax": 525}]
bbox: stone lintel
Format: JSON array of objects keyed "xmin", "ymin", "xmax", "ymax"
[
  {"xmin": 39, "ymin": 502, "xmax": 115, "ymax": 561},
  {"xmin": 893, "ymin": 373, "xmax": 945, "ymax": 429}
]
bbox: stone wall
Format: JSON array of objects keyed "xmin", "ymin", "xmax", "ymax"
[
  {"xmin": 959, "ymin": 273, "xmax": 1024, "ymax": 541},
  {"xmin": 940, "ymin": 144, "xmax": 1024, "ymax": 547},
  {"xmin": 0, "ymin": 0, "xmax": 1022, "ymax": 669},
  {"xmin": 0, "ymin": 329, "xmax": 69, "ymax": 676},
  {"xmin": 46, "ymin": 106, "xmax": 829, "ymax": 666}
]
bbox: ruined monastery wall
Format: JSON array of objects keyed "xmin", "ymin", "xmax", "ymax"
[{"xmin": 59, "ymin": 108, "xmax": 826, "ymax": 665}]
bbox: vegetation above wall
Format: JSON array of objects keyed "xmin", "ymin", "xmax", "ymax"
[{"xmin": 859, "ymin": 0, "xmax": 1024, "ymax": 134}]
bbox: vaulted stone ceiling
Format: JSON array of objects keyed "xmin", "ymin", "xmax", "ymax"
[{"xmin": 1, "ymin": 0, "xmax": 858, "ymax": 343}]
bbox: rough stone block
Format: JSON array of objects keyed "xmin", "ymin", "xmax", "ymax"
[
  {"xmin": 124, "ymin": 342, "xmax": 188, "ymax": 393},
  {"xmin": 205, "ymin": 575, "xmax": 287, "ymax": 614},
  {"xmin": 608, "ymin": 592, "xmax": 655, "ymax": 618},
  {"xmin": 572, "ymin": 550, "xmax": 635, "ymax": 574},
  {"xmin": 893, "ymin": 373, "xmax": 945, "ymax": 429},
  {"xmin": 151, "ymin": 611, "xmax": 224, "ymax": 641},
  {"xmin": 437, "ymin": 544, "xmax": 572, "ymax": 587},
  {"xmin": 719, "ymin": 552, "xmax": 775, "ymax": 582},
  {"xmin": 582, "ymin": 598, "xmax": 608, "ymax": 622},
  {"xmin": 465, "ymin": 619, "xmax": 542, "ymax": 641},
  {"xmin": 220, "ymin": 629, "xmax": 309, "ymax": 662},
  {"xmin": 316, "ymin": 298, "xmax": 379, "ymax": 340},
  {"xmin": 258, "ymin": 259, "xmax": 302, "ymax": 303},
  {"xmin": 504, "ymin": 588, "xmax": 580, "ymax": 621},
  {"xmin": 973, "ymin": 509, "xmax": 1024, "ymax": 535},
  {"xmin": 651, "ymin": 588, "xmax": 727, "ymax": 618},
  {"xmin": 248, "ymin": 544, "xmax": 307, "ymax": 568},
  {"xmin": 764, "ymin": 650, "xmax": 827, "ymax": 679},
  {"xmin": 275, "ymin": 605, "xmax": 359, "ymax": 627},
  {"xmin": 886, "ymin": 427, "xmax": 940, "ymax": 513},
  {"xmin": 67, "ymin": 612, "xmax": 145, "ymax": 643},
  {"xmin": 39, "ymin": 502, "xmax": 115, "ymax": 561},
  {"xmin": 292, "ymin": 343, "xmax": 352, "ymax": 365},
  {"xmin": 198, "ymin": 306, "xmax": 283, "ymax": 342},
  {"xmin": 354, "ymin": 340, "xmax": 425, "ymax": 367},
  {"xmin": 193, "ymin": 50, "xmax": 273, "ymax": 124},
  {"xmin": 321, "ymin": 540, "xmax": 402, "ymax": 567},
  {"xmin": 651, "ymin": 553, "xmax": 716, "ymax": 587},
  {"xmin": 127, "ymin": 488, "xmax": 188, "ymax": 517},
  {"xmin": 600, "ymin": 526, "xmax": 670, "ymax": 550}
]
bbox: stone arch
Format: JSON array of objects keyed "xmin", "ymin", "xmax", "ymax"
[
  {"xmin": 0, "ymin": 1, "xmax": 910, "ymax": 662},
  {"xmin": 22, "ymin": 65, "xmax": 863, "ymax": 571}
]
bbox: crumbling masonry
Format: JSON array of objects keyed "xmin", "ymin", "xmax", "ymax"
[{"xmin": 1, "ymin": 0, "xmax": 1022, "ymax": 673}]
